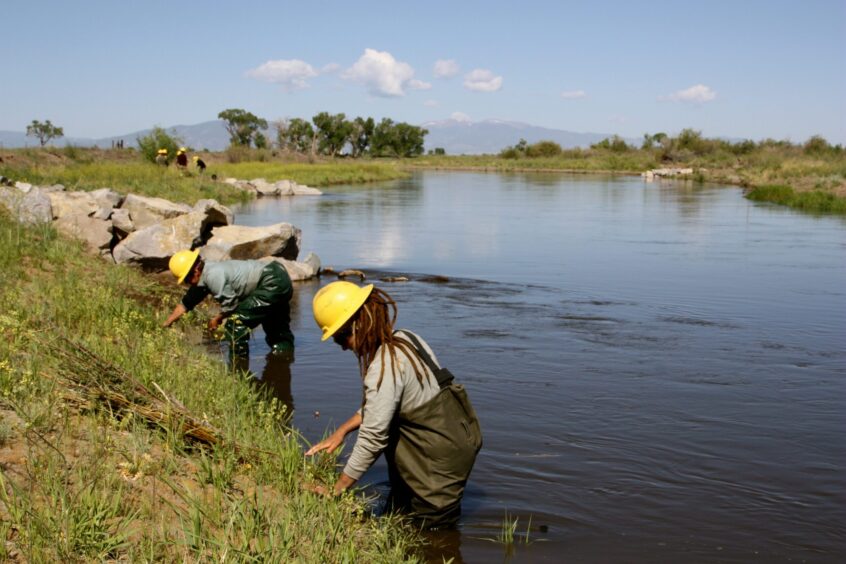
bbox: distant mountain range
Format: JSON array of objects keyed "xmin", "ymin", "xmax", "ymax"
[
  {"xmin": 421, "ymin": 119, "xmax": 629, "ymax": 154},
  {"xmin": 0, "ymin": 119, "xmax": 631, "ymax": 155}
]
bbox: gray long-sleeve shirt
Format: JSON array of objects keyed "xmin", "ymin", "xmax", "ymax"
[
  {"xmin": 343, "ymin": 331, "xmax": 441, "ymax": 481},
  {"xmin": 181, "ymin": 260, "xmax": 265, "ymax": 313}
]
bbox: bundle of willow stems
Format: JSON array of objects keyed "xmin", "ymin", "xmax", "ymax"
[{"xmin": 47, "ymin": 334, "xmax": 232, "ymax": 451}]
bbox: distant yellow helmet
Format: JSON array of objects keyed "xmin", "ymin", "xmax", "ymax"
[
  {"xmin": 157, "ymin": 148, "xmax": 167, "ymax": 154},
  {"xmin": 193, "ymin": 156, "xmax": 200, "ymax": 161},
  {"xmin": 168, "ymin": 249, "xmax": 200, "ymax": 284},
  {"xmin": 313, "ymin": 281, "xmax": 374, "ymax": 341}
]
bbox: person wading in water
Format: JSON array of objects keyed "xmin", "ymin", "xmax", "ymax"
[{"xmin": 306, "ymin": 281, "xmax": 482, "ymax": 529}]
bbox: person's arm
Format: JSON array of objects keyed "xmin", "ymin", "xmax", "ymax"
[
  {"xmin": 305, "ymin": 412, "xmax": 362, "ymax": 456},
  {"xmin": 163, "ymin": 303, "xmax": 187, "ymax": 327}
]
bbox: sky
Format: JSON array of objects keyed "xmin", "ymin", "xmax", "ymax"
[{"xmin": 3, "ymin": 0, "xmax": 845, "ymax": 143}]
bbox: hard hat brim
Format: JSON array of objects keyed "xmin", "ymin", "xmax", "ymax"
[
  {"xmin": 176, "ymin": 250, "xmax": 200, "ymax": 284},
  {"xmin": 320, "ymin": 283, "xmax": 374, "ymax": 341}
]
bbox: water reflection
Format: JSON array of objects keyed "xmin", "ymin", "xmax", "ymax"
[{"xmin": 237, "ymin": 350, "xmax": 295, "ymax": 423}]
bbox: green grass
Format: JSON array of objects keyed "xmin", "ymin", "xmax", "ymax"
[
  {"xmin": 215, "ymin": 161, "xmax": 409, "ymax": 186},
  {"xmin": 746, "ymin": 184, "xmax": 846, "ymax": 214},
  {"xmin": 0, "ymin": 210, "xmax": 422, "ymax": 562},
  {"xmin": 1, "ymin": 158, "xmax": 251, "ymax": 206}
]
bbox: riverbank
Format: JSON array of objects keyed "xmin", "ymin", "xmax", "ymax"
[
  {"xmin": 0, "ymin": 147, "xmax": 409, "ymax": 207},
  {"xmin": 407, "ymin": 149, "xmax": 846, "ymax": 214},
  {"xmin": 0, "ymin": 210, "xmax": 421, "ymax": 561}
]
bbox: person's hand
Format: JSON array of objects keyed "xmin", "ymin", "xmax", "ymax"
[
  {"xmin": 305, "ymin": 430, "xmax": 345, "ymax": 456},
  {"xmin": 301, "ymin": 482, "xmax": 331, "ymax": 496},
  {"xmin": 208, "ymin": 314, "xmax": 224, "ymax": 331}
]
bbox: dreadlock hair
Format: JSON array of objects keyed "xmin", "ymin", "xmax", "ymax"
[{"xmin": 348, "ymin": 287, "xmax": 429, "ymax": 390}]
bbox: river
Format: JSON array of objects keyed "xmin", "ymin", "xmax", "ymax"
[{"xmin": 231, "ymin": 171, "xmax": 846, "ymax": 563}]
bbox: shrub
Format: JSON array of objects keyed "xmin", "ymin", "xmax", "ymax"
[
  {"xmin": 525, "ymin": 140, "xmax": 562, "ymax": 158},
  {"xmin": 137, "ymin": 127, "xmax": 182, "ymax": 164}
]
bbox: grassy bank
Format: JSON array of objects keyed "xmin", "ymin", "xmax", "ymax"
[
  {"xmin": 0, "ymin": 211, "xmax": 421, "ymax": 561},
  {"xmin": 0, "ymin": 147, "xmax": 408, "ymax": 207},
  {"xmin": 409, "ymin": 143, "xmax": 846, "ymax": 214}
]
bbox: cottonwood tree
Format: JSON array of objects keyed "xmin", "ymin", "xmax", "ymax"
[
  {"xmin": 218, "ymin": 108, "xmax": 268, "ymax": 147},
  {"xmin": 349, "ymin": 116, "xmax": 375, "ymax": 157},
  {"xmin": 26, "ymin": 119, "xmax": 64, "ymax": 146},
  {"xmin": 282, "ymin": 118, "xmax": 315, "ymax": 154},
  {"xmin": 312, "ymin": 112, "xmax": 353, "ymax": 156}
]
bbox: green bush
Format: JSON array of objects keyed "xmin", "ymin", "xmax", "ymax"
[
  {"xmin": 136, "ymin": 127, "xmax": 183, "ymax": 164},
  {"xmin": 525, "ymin": 140, "xmax": 562, "ymax": 158}
]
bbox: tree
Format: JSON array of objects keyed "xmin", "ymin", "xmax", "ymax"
[
  {"xmin": 393, "ymin": 122, "xmax": 428, "ymax": 157},
  {"xmin": 312, "ymin": 112, "xmax": 353, "ymax": 156},
  {"xmin": 370, "ymin": 118, "xmax": 397, "ymax": 157},
  {"xmin": 283, "ymin": 118, "xmax": 315, "ymax": 154},
  {"xmin": 26, "ymin": 119, "xmax": 64, "ymax": 146},
  {"xmin": 218, "ymin": 108, "xmax": 268, "ymax": 147},
  {"xmin": 136, "ymin": 126, "xmax": 182, "ymax": 163},
  {"xmin": 349, "ymin": 116, "xmax": 375, "ymax": 157}
]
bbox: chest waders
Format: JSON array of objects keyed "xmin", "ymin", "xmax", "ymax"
[
  {"xmin": 384, "ymin": 331, "xmax": 483, "ymax": 529},
  {"xmin": 224, "ymin": 262, "xmax": 294, "ymax": 360}
]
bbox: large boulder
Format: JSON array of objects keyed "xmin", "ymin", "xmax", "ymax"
[
  {"xmin": 292, "ymin": 183, "xmax": 322, "ymax": 196},
  {"xmin": 121, "ymin": 194, "xmax": 192, "ymax": 229},
  {"xmin": 48, "ymin": 188, "xmax": 122, "ymax": 220},
  {"xmin": 112, "ymin": 202, "xmax": 232, "ymax": 270},
  {"xmin": 0, "ymin": 186, "xmax": 53, "ymax": 224},
  {"xmin": 54, "ymin": 213, "xmax": 114, "ymax": 257},
  {"xmin": 263, "ymin": 252, "xmax": 321, "ymax": 281},
  {"xmin": 200, "ymin": 223, "xmax": 301, "ymax": 262},
  {"xmin": 251, "ymin": 178, "xmax": 279, "ymax": 196}
]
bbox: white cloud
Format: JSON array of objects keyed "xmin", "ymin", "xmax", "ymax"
[
  {"xmin": 321, "ymin": 62, "xmax": 341, "ymax": 74},
  {"xmin": 246, "ymin": 59, "xmax": 318, "ymax": 91},
  {"xmin": 660, "ymin": 84, "xmax": 717, "ymax": 104},
  {"xmin": 433, "ymin": 59, "xmax": 460, "ymax": 78},
  {"xmin": 561, "ymin": 89, "xmax": 587, "ymax": 99},
  {"xmin": 342, "ymin": 48, "xmax": 427, "ymax": 97},
  {"xmin": 463, "ymin": 69, "xmax": 503, "ymax": 92},
  {"xmin": 450, "ymin": 111, "xmax": 471, "ymax": 122},
  {"xmin": 424, "ymin": 99, "xmax": 439, "ymax": 107}
]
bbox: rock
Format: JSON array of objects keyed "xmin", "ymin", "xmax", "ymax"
[
  {"xmin": 192, "ymin": 199, "xmax": 234, "ymax": 227},
  {"xmin": 251, "ymin": 178, "xmax": 279, "ymax": 196},
  {"xmin": 112, "ymin": 204, "xmax": 231, "ymax": 270},
  {"xmin": 200, "ymin": 223, "xmax": 301, "ymax": 262},
  {"xmin": 292, "ymin": 183, "xmax": 322, "ymax": 196},
  {"xmin": 54, "ymin": 213, "xmax": 114, "ymax": 252},
  {"xmin": 338, "ymin": 269, "xmax": 366, "ymax": 280},
  {"xmin": 223, "ymin": 178, "xmax": 240, "ymax": 185},
  {"xmin": 91, "ymin": 206, "xmax": 113, "ymax": 220},
  {"xmin": 14, "ymin": 181, "xmax": 33, "ymax": 193},
  {"xmin": 42, "ymin": 183, "xmax": 66, "ymax": 193},
  {"xmin": 275, "ymin": 180, "xmax": 294, "ymax": 195},
  {"xmin": 48, "ymin": 188, "xmax": 122, "ymax": 220},
  {"xmin": 263, "ymin": 252, "xmax": 321, "ymax": 281},
  {"xmin": 0, "ymin": 186, "xmax": 53, "ymax": 224},
  {"xmin": 111, "ymin": 208, "xmax": 134, "ymax": 237},
  {"xmin": 120, "ymin": 194, "xmax": 192, "ymax": 229}
]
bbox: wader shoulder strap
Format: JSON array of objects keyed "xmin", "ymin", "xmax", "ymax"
[{"xmin": 396, "ymin": 330, "xmax": 454, "ymax": 388}]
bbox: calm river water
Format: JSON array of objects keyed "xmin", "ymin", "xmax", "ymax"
[{"xmin": 232, "ymin": 171, "xmax": 846, "ymax": 563}]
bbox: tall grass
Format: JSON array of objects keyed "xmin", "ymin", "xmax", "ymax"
[{"xmin": 0, "ymin": 210, "xmax": 422, "ymax": 561}]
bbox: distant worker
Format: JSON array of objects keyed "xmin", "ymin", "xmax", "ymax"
[
  {"xmin": 193, "ymin": 155, "xmax": 207, "ymax": 174},
  {"xmin": 155, "ymin": 148, "xmax": 168, "ymax": 166},
  {"xmin": 306, "ymin": 282, "xmax": 482, "ymax": 529},
  {"xmin": 175, "ymin": 147, "xmax": 189, "ymax": 169},
  {"xmin": 163, "ymin": 250, "xmax": 295, "ymax": 363}
]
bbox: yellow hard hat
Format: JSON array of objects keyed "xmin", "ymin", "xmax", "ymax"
[
  {"xmin": 193, "ymin": 156, "xmax": 199, "ymax": 161},
  {"xmin": 158, "ymin": 148, "xmax": 167, "ymax": 154},
  {"xmin": 313, "ymin": 281, "xmax": 373, "ymax": 341},
  {"xmin": 169, "ymin": 249, "xmax": 200, "ymax": 284}
]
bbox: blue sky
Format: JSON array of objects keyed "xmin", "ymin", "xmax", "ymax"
[{"xmin": 3, "ymin": 0, "xmax": 845, "ymax": 143}]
